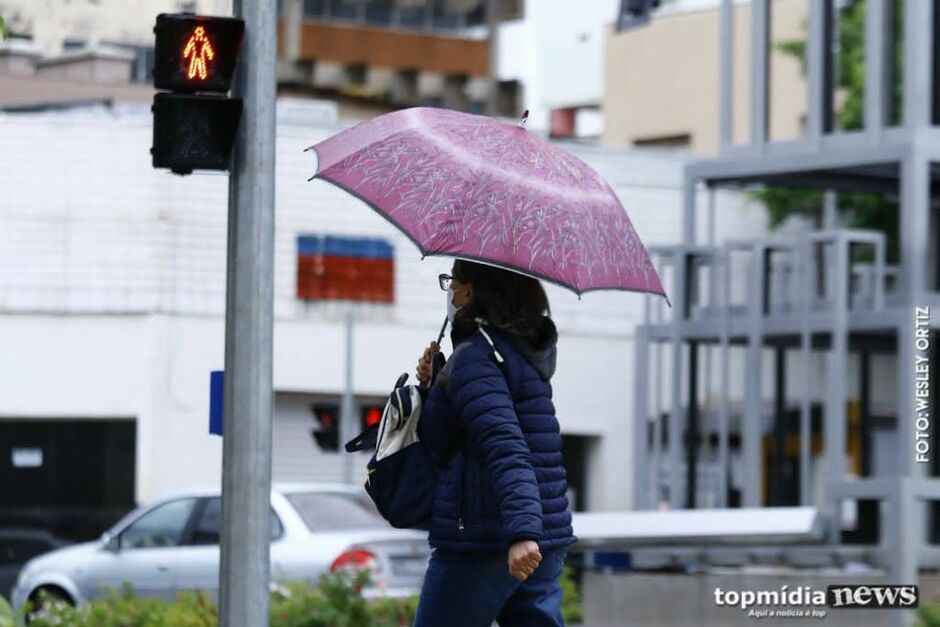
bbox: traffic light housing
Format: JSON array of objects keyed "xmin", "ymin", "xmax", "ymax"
[
  {"xmin": 151, "ymin": 13, "xmax": 244, "ymax": 175},
  {"xmin": 153, "ymin": 14, "xmax": 244, "ymax": 92},
  {"xmin": 311, "ymin": 404, "xmax": 340, "ymax": 452}
]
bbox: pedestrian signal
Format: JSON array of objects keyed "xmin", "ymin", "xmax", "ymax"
[
  {"xmin": 311, "ymin": 404, "xmax": 340, "ymax": 452},
  {"xmin": 151, "ymin": 13, "xmax": 244, "ymax": 174}
]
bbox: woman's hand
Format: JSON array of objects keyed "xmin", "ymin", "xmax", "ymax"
[
  {"xmin": 507, "ymin": 540, "xmax": 541, "ymax": 581},
  {"xmin": 416, "ymin": 341, "xmax": 439, "ymax": 387}
]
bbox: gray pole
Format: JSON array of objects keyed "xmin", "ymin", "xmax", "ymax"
[
  {"xmin": 219, "ymin": 0, "xmax": 277, "ymax": 626},
  {"xmin": 341, "ymin": 309, "xmax": 356, "ymax": 484}
]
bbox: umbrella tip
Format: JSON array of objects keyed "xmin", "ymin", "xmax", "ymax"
[{"xmin": 519, "ymin": 110, "xmax": 529, "ymax": 128}]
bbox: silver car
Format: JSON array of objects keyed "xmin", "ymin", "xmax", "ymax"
[{"xmin": 10, "ymin": 483, "xmax": 430, "ymax": 614}]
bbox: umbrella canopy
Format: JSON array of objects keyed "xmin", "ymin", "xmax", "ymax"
[{"xmin": 310, "ymin": 107, "xmax": 668, "ymax": 303}]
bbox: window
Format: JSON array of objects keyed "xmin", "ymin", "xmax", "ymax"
[
  {"xmin": 286, "ymin": 492, "xmax": 387, "ymax": 532},
  {"xmin": 187, "ymin": 498, "xmax": 284, "ymax": 545},
  {"xmin": 119, "ymin": 498, "xmax": 197, "ymax": 549},
  {"xmin": 633, "ymin": 133, "xmax": 692, "ymax": 150}
]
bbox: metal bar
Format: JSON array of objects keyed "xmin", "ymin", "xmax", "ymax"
[
  {"xmin": 219, "ymin": 1, "xmax": 278, "ymax": 625},
  {"xmin": 804, "ymin": 0, "xmax": 825, "ymax": 140},
  {"xmin": 874, "ymin": 233, "xmax": 885, "ymax": 310},
  {"xmin": 682, "ymin": 171, "xmax": 696, "ymax": 247},
  {"xmin": 634, "ymin": 326, "xmax": 651, "ymax": 509},
  {"xmin": 686, "ymin": 341, "xmax": 699, "ymax": 508},
  {"xmin": 799, "ymin": 239, "xmax": 812, "ymax": 506},
  {"xmin": 707, "ymin": 187, "xmax": 716, "ymax": 248},
  {"xmin": 651, "ymin": 333, "xmax": 663, "ymax": 508},
  {"xmin": 341, "ymin": 310, "xmax": 356, "ymax": 484},
  {"xmin": 899, "ymin": 152, "xmax": 929, "ymax": 480},
  {"xmin": 860, "ymin": 349, "xmax": 871, "ymax": 477},
  {"xmin": 749, "ymin": 0, "xmax": 770, "ymax": 147},
  {"xmin": 718, "ymin": 248, "xmax": 730, "ymax": 508},
  {"xmin": 772, "ymin": 346, "xmax": 786, "ymax": 506},
  {"xmin": 669, "ymin": 251, "xmax": 686, "ymax": 508},
  {"xmin": 904, "ymin": 0, "xmax": 933, "ymax": 128},
  {"xmin": 743, "ymin": 244, "xmax": 763, "ymax": 507},
  {"xmin": 864, "ymin": 0, "xmax": 889, "ymax": 138},
  {"xmin": 824, "ymin": 232, "xmax": 848, "ymax": 543},
  {"xmin": 885, "ymin": 478, "xmax": 918, "ymax": 627},
  {"xmin": 719, "ymin": 0, "xmax": 734, "ymax": 149},
  {"xmin": 284, "ymin": 0, "xmax": 302, "ymax": 61},
  {"xmin": 485, "ymin": 0, "xmax": 499, "ymax": 116}
]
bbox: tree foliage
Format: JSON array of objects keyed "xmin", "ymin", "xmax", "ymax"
[{"xmin": 751, "ymin": 0, "xmax": 902, "ymax": 262}]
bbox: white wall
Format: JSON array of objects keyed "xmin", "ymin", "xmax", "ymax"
[
  {"xmin": 0, "ymin": 0, "xmax": 230, "ymax": 53},
  {"xmin": 0, "ymin": 104, "xmax": 771, "ymax": 510},
  {"xmin": 497, "ymin": 0, "xmax": 619, "ymax": 133}
]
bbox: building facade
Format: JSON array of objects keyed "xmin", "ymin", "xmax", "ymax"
[
  {"xmin": 0, "ymin": 100, "xmax": 771, "ymax": 542},
  {"xmin": 603, "ymin": 0, "xmax": 807, "ymax": 153}
]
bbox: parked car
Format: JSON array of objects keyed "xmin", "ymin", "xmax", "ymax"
[
  {"xmin": 0, "ymin": 529, "xmax": 69, "ymax": 604},
  {"xmin": 10, "ymin": 483, "xmax": 429, "ymax": 615}
]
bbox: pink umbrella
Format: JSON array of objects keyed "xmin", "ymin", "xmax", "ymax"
[{"xmin": 309, "ymin": 107, "xmax": 669, "ymax": 304}]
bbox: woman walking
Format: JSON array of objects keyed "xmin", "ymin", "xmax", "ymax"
[{"xmin": 412, "ymin": 259, "xmax": 577, "ymax": 627}]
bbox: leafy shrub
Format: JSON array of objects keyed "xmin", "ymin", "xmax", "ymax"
[
  {"xmin": 23, "ymin": 573, "xmax": 416, "ymax": 627},
  {"xmin": 0, "ymin": 596, "xmax": 15, "ymax": 627},
  {"xmin": 560, "ymin": 565, "xmax": 583, "ymax": 625},
  {"xmin": 23, "ymin": 562, "xmax": 578, "ymax": 626},
  {"xmin": 919, "ymin": 603, "xmax": 940, "ymax": 627}
]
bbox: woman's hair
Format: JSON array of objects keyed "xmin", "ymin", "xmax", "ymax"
[{"xmin": 451, "ymin": 259, "xmax": 550, "ymax": 335}]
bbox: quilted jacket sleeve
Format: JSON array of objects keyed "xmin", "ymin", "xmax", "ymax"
[{"xmin": 446, "ymin": 341, "xmax": 543, "ymax": 543}]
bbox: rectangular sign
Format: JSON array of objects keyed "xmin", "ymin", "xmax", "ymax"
[
  {"xmin": 297, "ymin": 235, "xmax": 394, "ymax": 303},
  {"xmin": 11, "ymin": 448, "xmax": 43, "ymax": 468},
  {"xmin": 210, "ymin": 370, "xmax": 224, "ymax": 436}
]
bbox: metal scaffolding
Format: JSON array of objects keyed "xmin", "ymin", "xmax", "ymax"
[{"xmin": 632, "ymin": 1, "xmax": 940, "ymax": 612}]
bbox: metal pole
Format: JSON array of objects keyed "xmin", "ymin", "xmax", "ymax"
[
  {"xmin": 219, "ymin": 0, "xmax": 277, "ymax": 626},
  {"xmin": 342, "ymin": 309, "xmax": 356, "ymax": 484},
  {"xmin": 718, "ymin": 0, "xmax": 733, "ymax": 149}
]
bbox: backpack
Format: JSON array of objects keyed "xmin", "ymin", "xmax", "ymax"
[
  {"xmin": 344, "ymin": 379, "xmax": 438, "ymax": 529},
  {"xmin": 344, "ymin": 326, "xmax": 506, "ymax": 529}
]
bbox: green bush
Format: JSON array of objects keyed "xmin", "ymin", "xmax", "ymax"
[
  {"xmin": 918, "ymin": 603, "xmax": 940, "ymax": 627},
  {"xmin": 23, "ymin": 572, "xmax": 417, "ymax": 627},
  {"xmin": 23, "ymin": 563, "xmax": 580, "ymax": 626},
  {"xmin": 560, "ymin": 565, "xmax": 583, "ymax": 625},
  {"xmin": 0, "ymin": 596, "xmax": 15, "ymax": 627}
]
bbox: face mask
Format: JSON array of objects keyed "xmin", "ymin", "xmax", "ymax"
[{"xmin": 446, "ymin": 286, "xmax": 461, "ymax": 323}]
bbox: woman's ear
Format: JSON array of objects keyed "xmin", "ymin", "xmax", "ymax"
[{"xmin": 462, "ymin": 283, "xmax": 473, "ymax": 306}]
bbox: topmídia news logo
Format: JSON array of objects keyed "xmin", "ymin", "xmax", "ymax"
[{"xmin": 714, "ymin": 584, "xmax": 918, "ymax": 618}]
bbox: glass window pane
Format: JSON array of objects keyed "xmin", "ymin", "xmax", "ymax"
[
  {"xmin": 286, "ymin": 492, "xmax": 386, "ymax": 532},
  {"xmin": 120, "ymin": 498, "xmax": 197, "ymax": 549},
  {"xmin": 188, "ymin": 498, "xmax": 284, "ymax": 545}
]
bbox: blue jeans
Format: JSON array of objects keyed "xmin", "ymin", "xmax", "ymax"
[{"xmin": 413, "ymin": 546, "xmax": 567, "ymax": 627}]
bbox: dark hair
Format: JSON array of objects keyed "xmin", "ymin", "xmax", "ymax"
[{"xmin": 451, "ymin": 259, "xmax": 550, "ymax": 336}]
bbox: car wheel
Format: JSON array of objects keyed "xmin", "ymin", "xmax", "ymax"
[{"xmin": 25, "ymin": 586, "xmax": 73, "ymax": 624}]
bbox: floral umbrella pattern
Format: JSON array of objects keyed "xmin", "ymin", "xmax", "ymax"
[{"xmin": 311, "ymin": 107, "xmax": 668, "ymax": 302}]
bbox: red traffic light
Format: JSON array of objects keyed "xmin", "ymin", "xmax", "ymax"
[{"xmin": 153, "ymin": 13, "xmax": 244, "ymax": 92}]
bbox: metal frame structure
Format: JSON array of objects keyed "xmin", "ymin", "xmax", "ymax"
[{"xmin": 632, "ymin": 1, "xmax": 940, "ymax": 613}]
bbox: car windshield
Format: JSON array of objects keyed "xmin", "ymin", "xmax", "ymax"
[{"xmin": 286, "ymin": 491, "xmax": 387, "ymax": 532}]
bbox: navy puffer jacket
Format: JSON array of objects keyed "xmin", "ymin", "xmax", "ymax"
[{"xmin": 418, "ymin": 316, "xmax": 577, "ymax": 552}]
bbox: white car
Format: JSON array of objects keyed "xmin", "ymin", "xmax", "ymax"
[{"xmin": 10, "ymin": 483, "xmax": 430, "ymax": 615}]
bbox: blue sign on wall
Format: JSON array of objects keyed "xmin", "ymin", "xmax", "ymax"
[{"xmin": 209, "ymin": 370, "xmax": 224, "ymax": 436}]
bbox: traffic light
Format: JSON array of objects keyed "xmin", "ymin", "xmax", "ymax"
[
  {"xmin": 361, "ymin": 405, "xmax": 383, "ymax": 431},
  {"xmin": 151, "ymin": 13, "xmax": 245, "ymax": 175},
  {"xmin": 311, "ymin": 403, "xmax": 340, "ymax": 452}
]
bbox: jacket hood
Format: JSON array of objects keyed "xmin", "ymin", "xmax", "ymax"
[
  {"xmin": 503, "ymin": 316, "xmax": 558, "ymax": 381},
  {"xmin": 450, "ymin": 315, "xmax": 558, "ymax": 381}
]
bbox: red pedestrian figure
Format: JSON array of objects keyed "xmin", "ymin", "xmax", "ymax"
[{"xmin": 183, "ymin": 26, "xmax": 214, "ymax": 81}]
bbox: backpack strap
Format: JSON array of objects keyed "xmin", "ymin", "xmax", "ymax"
[{"xmin": 474, "ymin": 317, "xmax": 505, "ymax": 365}]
